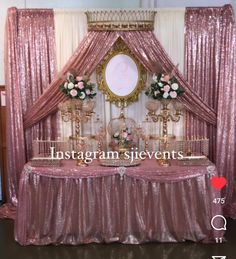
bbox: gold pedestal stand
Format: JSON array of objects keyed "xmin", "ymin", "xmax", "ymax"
[
  {"xmin": 59, "ymin": 99, "xmax": 94, "ymax": 166},
  {"xmin": 146, "ymin": 99, "xmax": 183, "ymax": 166}
]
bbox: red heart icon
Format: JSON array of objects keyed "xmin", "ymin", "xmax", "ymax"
[{"xmin": 211, "ymin": 176, "xmax": 227, "ymax": 190}]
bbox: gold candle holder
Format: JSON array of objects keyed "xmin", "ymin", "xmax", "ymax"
[
  {"xmin": 59, "ymin": 99, "xmax": 95, "ymax": 166},
  {"xmin": 145, "ymin": 99, "xmax": 183, "ymax": 167}
]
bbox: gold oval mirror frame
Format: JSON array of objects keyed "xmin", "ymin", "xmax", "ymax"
[{"xmin": 96, "ymin": 38, "xmax": 147, "ymax": 107}]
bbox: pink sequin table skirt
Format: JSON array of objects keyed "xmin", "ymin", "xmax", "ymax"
[{"xmin": 15, "ymin": 160, "xmax": 224, "ymax": 245}]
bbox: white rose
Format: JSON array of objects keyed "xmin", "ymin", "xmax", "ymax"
[
  {"xmin": 64, "ymin": 82, "xmax": 68, "ymax": 89},
  {"xmin": 158, "ymin": 82, "xmax": 163, "ymax": 87},
  {"xmin": 114, "ymin": 132, "xmax": 119, "ymax": 137},
  {"xmin": 68, "ymin": 82, "xmax": 74, "ymax": 89},
  {"xmin": 66, "ymin": 72, "xmax": 73, "ymax": 80},
  {"xmin": 171, "ymin": 83, "xmax": 179, "ymax": 90},
  {"xmin": 163, "ymin": 92, "xmax": 169, "ymax": 99},
  {"xmin": 79, "ymin": 92, "xmax": 86, "ymax": 100},
  {"xmin": 152, "ymin": 74, "xmax": 158, "ymax": 82}
]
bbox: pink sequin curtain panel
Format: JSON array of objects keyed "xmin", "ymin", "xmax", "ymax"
[
  {"xmin": 4, "ymin": 7, "xmax": 57, "ymax": 205},
  {"xmin": 184, "ymin": 7, "xmax": 222, "ymax": 162},
  {"xmin": 4, "ymin": 8, "xmax": 25, "ymax": 207},
  {"xmin": 185, "ymin": 5, "xmax": 236, "ymax": 218},
  {"xmin": 217, "ymin": 6, "xmax": 236, "ymax": 217}
]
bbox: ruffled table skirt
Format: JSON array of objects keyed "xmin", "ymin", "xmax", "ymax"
[{"xmin": 15, "ymin": 160, "xmax": 224, "ymax": 245}]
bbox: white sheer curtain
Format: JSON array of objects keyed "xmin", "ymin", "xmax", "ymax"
[
  {"xmin": 154, "ymin": 9, "xmax": 185, "ymax": 73},
  {"xmin": 54, "ymin": 9, "xmax": 88, "ymax": 71},
  {"xmin": 54, "ymin": 9, "xmax": 88, "ymax": 139},
  {"xmin": 153, "ymin": 8, "xmax": 186, "ymax": 138},
  {"xmin": 140, "ymin": 0, "xmax": 159, "ymax": 8},
  {"xmin": 54, "ymin": 8, "xmax": 186, "ymax": 149}
]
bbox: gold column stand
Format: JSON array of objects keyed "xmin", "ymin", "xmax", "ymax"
[
  {"xmin": 146, "ymin": 99, "xmax": 183, "ymax": 167},
  {"xmin": 59, "ymin": 99, "xmax": 94, "ymax": 166}
]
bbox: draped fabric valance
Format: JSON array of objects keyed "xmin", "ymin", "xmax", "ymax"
[{"xmin": 23, "ymin": 30, "xmax": 216, "ymax": 129}]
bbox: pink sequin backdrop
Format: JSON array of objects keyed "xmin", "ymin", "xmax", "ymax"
[
  {"xmin": 185, "ymin": 5, "xmax": 236, "ymax": 217},
  {"xmin": 1, "ymin": 5, "xmax": 236, "ymax": 220},
  {"xmin": 4, "ymin": 8, "xmax": 57, "ymax": 206}
]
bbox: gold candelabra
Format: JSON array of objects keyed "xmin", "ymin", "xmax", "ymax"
[
  {"xmin": 59, "ymin": 99, "xmax": 95, "ymax": 166},
  {"xmin": 146, "ymin": 99, "xmax": 182, "ymax": 138},
  {"xmin": 146, "ymin": 99, "xmax": 183, "ymax": 166}
]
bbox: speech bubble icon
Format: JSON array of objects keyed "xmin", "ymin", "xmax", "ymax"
[
  {"xmin": 211, "ymin": 215, "xmax": 227, "ymax": 231},
  {"xmin": 212, "ymin": 256, "xmax": 226, "ymax": 259}
]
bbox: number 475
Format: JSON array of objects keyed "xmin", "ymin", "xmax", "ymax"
[{"xmin": 213, "ymin": 198, "xmax": 226, "ymax": 204}]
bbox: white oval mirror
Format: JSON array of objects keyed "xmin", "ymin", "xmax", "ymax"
[
  {"xmin": 97, "ymin": 39, "xmax": 146, "ymax": 107},
  {"xmin": 105, "ymin": 54, "xmax": 139, "ymax": 97}
]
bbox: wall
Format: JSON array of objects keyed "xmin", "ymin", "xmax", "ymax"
[
  {"xmin": 232, "ymin": 0, "xmax": 236, "ymax": 15},
  {"xmin": 0, "ymin": 0, "xmax": 140, "ymax": 85},
  {"xmin": 156, "ymin": 0, "xmax": 230, "ymax": 7},
  {"xmin": 24, "ymin": 0, "xmax": 139, "ymax": 8},
  {"xmin": 0, "ymin": 0, "xmax": 235, "ymax": 85}
]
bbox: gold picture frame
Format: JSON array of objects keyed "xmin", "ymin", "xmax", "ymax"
[{"xmin": 96, "ymin": 38, "xmax": 147, "ymax": 107}]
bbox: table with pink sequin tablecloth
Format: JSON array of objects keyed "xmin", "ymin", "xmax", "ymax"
[{"xmin": 15, "ymin": 159, "xmax": 224, "ymax": 245}]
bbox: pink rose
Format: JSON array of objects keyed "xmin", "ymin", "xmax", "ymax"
[
  {"xmin": 127, "ymin": 135, "xmax": 133, "ymax": 141},
  {"xmin": 170, "ymin": 91, "xmax": 177, "ymax": 98},
  {"xmin": 111, "ymin": 139, "xmax": 118, "ymax": 146},
  {"xmin": 70, "ymin": 89, "xmax": 78, "ymax": 97},
  {"xmin": 122, "ymin": 132, "xmax": 128, "ymax": 138},
  {"xmin": 163, "ymin": 85, "xmax": 170, "ymax": 92},
  {"xmin": 163, "ymin": 74, "xmax": 170, "ymax": 82},
  {"xmin": 78, "ymin": 81, "xmax": 84, "ymax": 89},
  {"xmin": 76, "ymin": 76, "xmax": 83, "ymax": 81}
]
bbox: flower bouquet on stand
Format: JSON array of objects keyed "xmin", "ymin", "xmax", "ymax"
[
  {"xmin": 145, "ymin": 73, "xmax": 184, "ymax": 101},
  {"xmin": 110, "ymin": 127, "xmax": 135, "ymax": 159},
  {"xmin": 60, "ymin": 73, "xmax": 96, "ymax": 101},
  {"xmin": 59, "ymin": 72, "xmax": 97, "ymax": 166},
  {"xmin": 145, "ymin": 72, "xmax": 185, "ymax": 167},
  {"xmin": 111, "ymin": 127, "xmax": 135, "ymax": 147}
]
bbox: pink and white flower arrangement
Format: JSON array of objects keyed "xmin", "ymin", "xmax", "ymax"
[
  {"xmin": 112, "ymin": 127, "xmax": 134, "ymax": 146},
  {"xmin": 60, "ymin": 72, "xmax": 96, "ymax": 100},
  {"xmin": 146, "ymin": 73, "xmax": 184, "ymax": 100}
]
